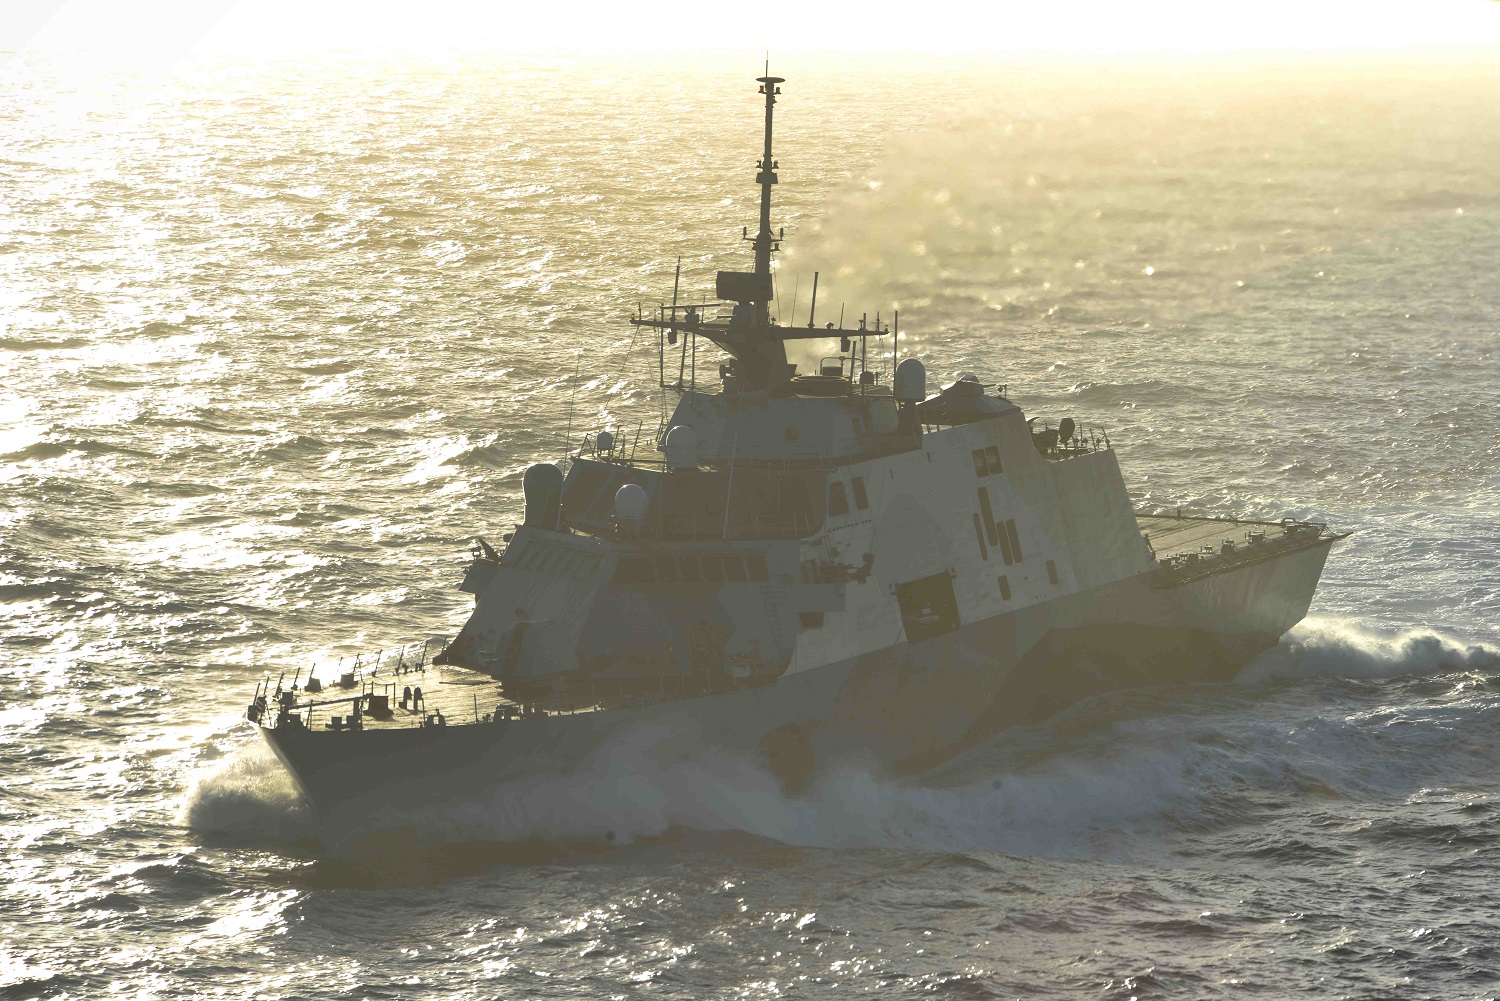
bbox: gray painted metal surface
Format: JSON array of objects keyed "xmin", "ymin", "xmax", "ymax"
[{"xmin": 247, "ymin": 72, "xmax": 1348, "ymax": 845}]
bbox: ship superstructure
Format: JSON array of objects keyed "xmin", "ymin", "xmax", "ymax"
[{"xmin": 249, "ymin": 73, "xmax": 1346, "ymax": 843}]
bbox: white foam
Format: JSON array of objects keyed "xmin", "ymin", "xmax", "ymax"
[
  {"xmin": 1236, "ymin": 616, "xmax": 1500, "ymax": 684},
  {"xmin": 177, "ymin": 740, "xmax": 316, "ymax": 841},
  {"xmin": 182, "ymin": 618, "xmax": 1500, "ymax": 856},
  {"xmin": 383, "ymin": 721, "xmax": 1226, "ymax": 859}
]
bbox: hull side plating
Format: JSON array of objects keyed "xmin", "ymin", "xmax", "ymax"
[{"xmin": 262, "ymin": 538, "xmax": 1333, "ymax": 844}]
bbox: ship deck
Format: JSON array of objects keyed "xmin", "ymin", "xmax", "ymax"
[
  {"xmin": 265, "ymin": 664, "xmax": 602, "ymax": 734},
  {"xmin": 1135, "ymin": 512, "xmax": 1293, "ymax": 560}
]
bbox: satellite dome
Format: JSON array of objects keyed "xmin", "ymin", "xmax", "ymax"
[
  {"xmin": 662, "ymin": 425, "xmax": 699, "ymax": 470},
  {"xmin": 614, "ymin": 483, "xmax": 649, "ymax": 526},
  {"xmin": 894, "ymin": 358, "xmax": 926, "ymax": 402},
  {"xmin": 596, "ymin": 430, "xmax": 615, "ymax": 454}
]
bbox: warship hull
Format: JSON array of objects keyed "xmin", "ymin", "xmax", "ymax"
[
  {"xmin": 250, "ymin": 71, "xmax": 1349, "ymax": 849},
  {"xmin": 261, "ymin": 535, "xmax": 1335, "ymax": 847}
]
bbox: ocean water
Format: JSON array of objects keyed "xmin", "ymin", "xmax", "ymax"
[{"xmin": 3, "ymin": 50, "xmax": 1499, "ymax": 999}]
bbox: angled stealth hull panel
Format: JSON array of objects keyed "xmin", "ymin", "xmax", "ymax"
[
  {"xmin": 246, "ymin": 72, "xmax": 1348, "ymax": 844},
  {"xmin": 262, "ymin": 536, "xmax": 1335, "ymax": 846}
]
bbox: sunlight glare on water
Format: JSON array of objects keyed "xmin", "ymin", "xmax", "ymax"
[{"xmin": 2, "ymin": 49, "xmax": 1499, "ymax": 999}]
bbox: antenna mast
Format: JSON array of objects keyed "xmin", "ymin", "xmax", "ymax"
[{"xmin": 753, "ymin": 66, "xmax": 784, "ymax": 326}]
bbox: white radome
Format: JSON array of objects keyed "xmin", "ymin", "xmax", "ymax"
[
  {"xmin": 614, "ymin": 482, "xmax": 649, "ymax": 524},
  {"xmin": 662, "ymin": 425, "xmax": 699, "ymax": 470}
]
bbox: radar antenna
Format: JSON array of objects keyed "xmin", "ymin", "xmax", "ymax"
[{"xmin": 632, "ymin": 70, "xmax": 894, "ymax": 395}]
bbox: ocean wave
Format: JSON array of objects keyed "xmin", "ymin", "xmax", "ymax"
[
  {"xmin": 253, "ymin": 717, "xmax": 1258, "ymax": 858},
  {"xmin": 253, "ymin": 434, "xmax": 330, "ymax": 462},
  {"xmin": 187, "ymin": 647, "xmax": 1500, "ymax": 859},
  {"xmin": 1236, "ymin": 619, "xmax": 1500, "ymax": 684},
  {"xmin": 1059, "ymin": 379, "xmax": 1196, "ymax": 406},
  {"xmin": 291, "ymin": 358, "xmax": 362, "ymax": 376},
  {"xmin": 0, "ymin": 437, "xmax": 154, "ymax": 463},
  {"xmin": 443, "ymin": 443, "xmax": 511, "ymax": 469},
  {"xmin": 177, "ymin": 741, "xmax": 317, "ymax": 845},
  {"xmin": 0, "ymin": 335, "xmax": 92, "ymax": 352}
]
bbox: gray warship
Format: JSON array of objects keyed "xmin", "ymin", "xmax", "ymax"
[{"xmin": 248, "ymin": 72, "xmax": 1347, "ymax": 844}]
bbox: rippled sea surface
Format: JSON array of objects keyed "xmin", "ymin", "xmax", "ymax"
[{"xmin": 3, "ymin": 51, "xmax": 1499, "ymax": 999}]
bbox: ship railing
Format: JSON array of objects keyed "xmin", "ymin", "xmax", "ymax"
[
  {"xmin": 1136, "ymin": 506, "xmax": 1331, "ymax": 532},
  {"xmin": 1029, "ymin": 419, "xmax": 1111, "ymax": 460},
  {"xmin": 257, "ymin": 656, "xmax": 781, "ymax": 732},
  {"xmin": 250, "ymin": 636, "xmax": 451, "ymax": 730},
  {"xmin": 572, "ymin": 421, "xmax": 647, "ymax": 464},
  {"xmin": 1148, "ymin": 517, "xmax": 1336, "ymax": 586}
]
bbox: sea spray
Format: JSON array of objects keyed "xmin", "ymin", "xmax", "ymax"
[
  {"xmin": 179, "ymin": 739, "xmax": 316, "ymax": 842},
  {"xmin": 1237, "ymin": 617, "xmax": 1500, "ymax": 684},
  {"xmin": 181, "ymin": 622, "xmax": 1500, "ymax": 856}
]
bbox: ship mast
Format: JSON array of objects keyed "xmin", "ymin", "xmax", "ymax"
[
  {"xmin": 632, "ymin": 70, "xmax": 891, "ymax": 395},
  {"xmin": 752, "ymin": 69, "xmax": 784, "ymax": 326}
]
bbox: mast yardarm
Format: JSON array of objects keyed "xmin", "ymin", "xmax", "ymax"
[{"xmin": 631, "ymin": 72, "xmax": 891, "ymax": 394}]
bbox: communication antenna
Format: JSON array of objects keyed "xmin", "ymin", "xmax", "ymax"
[{"xmin": 563, "ymin": 349, "xmax": 582, "ymax": 454}]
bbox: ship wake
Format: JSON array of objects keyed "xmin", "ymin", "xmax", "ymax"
[{"xmin": 185, "ymin": 620, "xmax": 1500, "ymax": 857}]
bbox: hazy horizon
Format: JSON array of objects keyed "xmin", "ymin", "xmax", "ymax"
[{"xmin": 7, "ymin": 0, "xmax": 1500, "ymax": 59}]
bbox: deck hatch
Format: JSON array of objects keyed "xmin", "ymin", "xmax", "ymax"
[{"xmin": 896, "ymin": 572, "xmax": 961, "ymax": 643}]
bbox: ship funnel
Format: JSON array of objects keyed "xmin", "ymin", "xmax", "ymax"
[
  {"xmin": 614, "ymin": 483, "xmax": 649, "ymax": 532},
  {"xmin": 894, "ymin": 359, "xmax": 927, "ymax": 402},
  {"xmin": 522, "ymin": 463, "xmax": 564, "ymax": 530},
  {"xmin": 662, "ymin": 425, "xmax": 699, "ymax": 471}
]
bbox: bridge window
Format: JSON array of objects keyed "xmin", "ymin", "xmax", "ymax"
[
  {"xmin": 851, "ymin": 476, "xmax": 869, "ymax": 511},
  {"xmin": 746, "ymin": 552, "xmax": 770, "ymax": 581},
  {"xmin": 998, "ymin": 575, "xmax": 1011, "ymax": 600},
  {"xmin": 656, "ymin": 557, "xmax": 680, "ymax": 583},
  {"xmin": 702, "ymin": 555, "xmax": 724, "ymax": 582},
  {"xmin": 985, "ymin": 446, "xmax": 1002, "ymax": 473},
  {"xmin": 799, "ymin": 612, "xmax": 824, "ymax": 629},
  {"xmin": 828, "ymin": 480, "xmax": 849, "ymax": 518},
  {"xmin": 679, "ymin": 556, "xmax": 702, "ymax": 582},
  {"xmin": 972, "ymin": 448, "xmax": 989, "ymax": 476},
  {"xmin": 1047, "ymin": 559, "xmax": 1059, "ymax": 586},
  {"xmin": 723, "ymin": 553, "xmax": 747, "ymax": 582}
]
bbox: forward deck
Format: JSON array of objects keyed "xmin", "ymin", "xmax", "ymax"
[
  {"xmin": 1136, "ymin": 511, "xmax": 1288, "ymax": 559},
  {"xmin": 1137, "ymin": 510, "xmax": 1343, "ymax": 587},
  {"xmin": 248, "ymin": 645, "xmax": 605, "ymax": 735}
]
